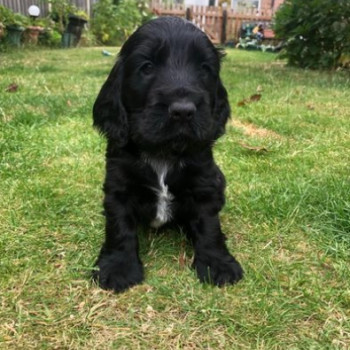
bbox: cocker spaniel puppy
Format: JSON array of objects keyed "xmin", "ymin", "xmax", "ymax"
[{"xmin": 92, "ymin": 16, "xmax": 243, "ymax": 292}]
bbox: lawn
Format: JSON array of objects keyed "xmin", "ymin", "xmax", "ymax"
[{"xmin": 0, "ymin": 47, "xmax": 349, "ymax": 349}]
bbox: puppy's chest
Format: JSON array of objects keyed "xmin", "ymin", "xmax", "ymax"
[{"xmin": 147, "ymin": 161, "xmax": 175, "ymax": 228}]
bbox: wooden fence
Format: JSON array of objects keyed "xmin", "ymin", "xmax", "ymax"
[
  {"xmin": 0, "ymin": 0, "xmax": 49, "ymax": 16},
  {"xmin": 0, "ymin": 0, "xmax": 97, "ymax": 17},
  {"xmin": 1, "ymin": 0, "xmax": 274, "ymax": 44},
  {"xmin": 151, "ymin": 1, "xmax": 273, "ymax": 43}
]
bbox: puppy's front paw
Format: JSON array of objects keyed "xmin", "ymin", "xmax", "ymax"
[
  {"xmin": 193, "ymin": 253, "xmax": 243, "ymax": 286},
  {"xmin": 93, "ymin": 250, "xmax": 144, "ymax": 293}
]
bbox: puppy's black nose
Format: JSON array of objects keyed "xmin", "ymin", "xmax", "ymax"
[{"xmin": 169, "ymin": 101, "xmax": 196, "ymax": 121}]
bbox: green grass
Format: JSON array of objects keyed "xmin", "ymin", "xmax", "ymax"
[{"xmin": 0, "ymin": 47, "xmax": 349, "ymax": 349}]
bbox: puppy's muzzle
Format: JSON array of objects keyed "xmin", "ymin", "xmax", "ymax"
[{"xmin": 168, "ymin": 100, "xmax": 197, "ymax": 121}]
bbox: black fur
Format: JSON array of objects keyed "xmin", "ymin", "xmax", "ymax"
[{"xmin": 92, "ymin": 17, "xmax": 243, "ymax": 292}]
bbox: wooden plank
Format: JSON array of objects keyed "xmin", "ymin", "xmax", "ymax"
[
  {"xmin": 150, "ymin": 2, "xmax": 273, "ymax": 43},
  {"xmin": 0, "ymin": 0, "xmax": 90, "ymax": 16}
]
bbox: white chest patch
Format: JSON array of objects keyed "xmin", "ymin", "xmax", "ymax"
[{"xmin": 147, "ymin": 160, "xmax": 174, "ymax": 228}]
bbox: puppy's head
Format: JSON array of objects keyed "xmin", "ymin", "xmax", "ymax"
[{"xmin": 93, "ymin": 17, "xmax": 230, "ymax": 154}]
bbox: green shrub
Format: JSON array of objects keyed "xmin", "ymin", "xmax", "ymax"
[
  {"xmin": 0, "ymin": 6, "xmax": 29, "ymax": 29},
  {"xmin": 0, "ymin": 5, "xmax": 14, "ymax": 26},
  {"xmin": 39, "ymin": 28, "xmax": 62, "ymax": 47},
  {"xmin": 137, "ymin": 0, "xmax": 155, "ymax": 24},
  {"xmin": 79, "ymin": 29, "xmax": 98, "ymax": 47},
  {"xmin": 42, "ymin": 0, "xmax": 78, "ymax": 34},
  {"xmin": 273, "ymin": 0, "xmax": 350, "ymax": 69},
  {"xmin": 91, "ymin": 0, "xmax": 151, "ymax": 45}
]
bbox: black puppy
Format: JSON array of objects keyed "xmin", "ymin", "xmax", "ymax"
[{"xmin": 92, "ymin": 17, "xmax": 243, "ymax": 292}]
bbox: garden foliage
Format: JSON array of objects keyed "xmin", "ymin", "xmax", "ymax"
[
  {"xmin": 0, "ymin": 5, "xmax": 30, "ymax": 28},
  {"xmin": 273, "ymin": 0, "xmax": 350, "ymax": 69},
  {"xmin": 91, "ymin": 0, "xmax": 152, "ymax": 45},
  {"xmin": 42, "ymin": 0, "xmax": 79, "ymax": 34}
]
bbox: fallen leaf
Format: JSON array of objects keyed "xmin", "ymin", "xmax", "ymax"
[
  {"xmin": 6, "ymin": 83, "xmax": 19, "ymax": 92},
  {"xmin": 239, "ymin": 142, "xmax": 268, "ymax": 153},
  {"xmin": 250, "ymin": 94, "xmax": 262, "ymax": 102},
  {"xmin": 237, "ymin": 93, "xmax": 262, "ymax": 107},
  {"xmin": 67, "ymin": 100, "xmax": 72, "ymax": 107}
]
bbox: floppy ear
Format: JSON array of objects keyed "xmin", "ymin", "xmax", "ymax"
[
  {"xmin": 213, "ymin": 78, "xmax": 230, "ymax": 138},
  {"xmin": 93, "ymin": 59, "xmax": 128, "ymax": 147}
]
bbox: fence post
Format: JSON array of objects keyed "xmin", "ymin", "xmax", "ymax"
[
  {"xmin": 221, "ymin": 9, "xmax": 227, "ymax": 45},
  {"xmin": 186, "ymin": 7, "xmax": 192, "ymax": 21},
  {"xmin": 86, "ymin": 0, "xmax": 90, "ymax": 18}
]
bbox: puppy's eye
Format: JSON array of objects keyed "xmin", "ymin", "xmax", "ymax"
[{"xmin": 140, "ymin": 62, "xmax": 154, "ymax": 76}]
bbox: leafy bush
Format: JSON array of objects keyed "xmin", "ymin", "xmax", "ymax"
[
  {"xmin": 91, "ymin": 0, "xmax": 151, "ymax": 45},
  {"xmin": 42, "ymin": 0, "xmax": 79, "ymax": 34},
  {"xmin": 38, "ymin": 28, "xmax": 62, "ymax": 47},
  {"xmin": 0, "ymin": 5, "xmax": 14, "ymax": 26},
  {"xmin": 273, "ymin": 0, "xmax": 350, "ymax": 69},
  {"xmin": 79, "ymin": 29, "xmax": 98, "ymax": 47},
  {"xmin": 0, "ymin": 6, "xmax": 29, "ymax": 28}
]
